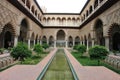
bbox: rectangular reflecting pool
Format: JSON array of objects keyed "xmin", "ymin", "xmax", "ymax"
[{"xmin": 42, "ymin": 49, "xmax": 74, "ymax": 80}]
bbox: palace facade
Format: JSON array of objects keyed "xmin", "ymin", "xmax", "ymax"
[{"xmin": 0, "ymin": 0, "xmax": 120, "ymax": 51}]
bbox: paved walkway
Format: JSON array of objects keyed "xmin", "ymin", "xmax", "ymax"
[
  {"xmin": 64, "ymin": 48, "xmax": 120, "ymax": 80},
  {"xmin": 0, "ymin": 49, "xmax": 57, "ymax": 80},
  {"xmin": 0, "ymin": 48, "xmax": 120, "ymax": 80}
]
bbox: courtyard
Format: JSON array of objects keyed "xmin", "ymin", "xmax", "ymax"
[
  {"xmin": 0, "ymin": 0, "xmax": 120, "ymax": 80},
  {"xmin": 0, "ymin": 48, "xmax": 120, "ymax": 80}
]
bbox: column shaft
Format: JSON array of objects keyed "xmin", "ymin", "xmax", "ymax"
[
  {"xmin": 66, "ymin": 40, "xmax": 68, "ymax": 48},
  {"xmin": 87, "ymin": 40, "xmax": 89, "ymax": 50},
  {"xmin": 14, "ymin": 36, "xmax": 18, "ymax": 47},
  {"xmin": 73, "ymin": 40, "xmax": 75, "ymax": 47},
  {"xmin": 28, "ymin": 39, "xmax": 30, "ymax": 49},
  {"xmin": 34, "ymin": 40, "xmax": 35, "ymax": 46},
  {"xmin": 92, "ymin": 39, "xmax": 94, "ymax": 47},
  {"xmin": 54, "ymin": 40, "xmax": 56, "ymax": 48},
  {"xmin": 105, "ymin": 37, "xmax": 109, "ymax": 51}
]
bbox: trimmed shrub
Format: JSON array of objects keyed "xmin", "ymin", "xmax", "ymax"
[
  {"xmin": 42, "ymin": 43, "xmax": 49, "ymax": 50},
  {"xmin": 11, "ymin": 42, "xmax": 32, "ymax": 61},
  {"xmin": 88, "ymin": 45, "xmax": 109, "ymax": 65},
  {"xmin": 73, "ymin": 45, "xmax": 79, "ymax": 50},
  {"xmin": 73, "ymin": 45, "xmax": 86, "ymax": 56},
  {"xmin": 33, "ymin": 44, "xmax": 43, "ymax": 55},
  {"xmin": 77, "ymin": 45, "xmax": 86, "ymax": 54}
]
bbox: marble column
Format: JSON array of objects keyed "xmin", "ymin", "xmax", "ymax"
[
  {"xmin": 80, "ymin": 41, "xmax": 82, "ymax": 45},
  {"xmin": 14, "ymin": 36, "xmax": 18, "ymax": 47},
  {"xmin": 65, "ymin": 20, "xmax": 67, "ymax": 26},
  {"xmin": 87, "ymin": 40, "xmax": 89, "ymax": 50},
  {"xmin": 54, "ymin": 40, "xmax": 56, "ymax": 48},
  {"xmin": 83, "ymin": 40, "xmax": 85, "ymax": 45},
  {"xmin": 40, "ymin": 40, "xmax": 42, "ymax": 45},
  {"xmin": 37, "ymin": 39, "xmax": 39, "ymax": 44},
  {"xmin": 47, "ymin": 40, "xmax": 49, "ymax": 44},
  {"xmin": 33, "ymin": 40, "xmax": 35, "ymax": 46},
  {"xmin": 28, "ymin": 39, "xmax": 30, "ymax": 49},
  {"xmin": 92, "ymin": 39, "xmax": 94, "ymax": 47},
  {"xmin": 66, "ymin": 40, "xmax": 68, "ymax": 48},
  {"xmin": 105, "ymin": 37, "xmax": 109, "ymax": 51},
  {"xmin": 73, "ymin": 40, "xmax": 75, "ymax": 47}
]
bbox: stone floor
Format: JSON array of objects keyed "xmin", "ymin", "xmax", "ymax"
[
  {"xmin": 0, "ymin": 48, "xmax": 120, "ymax": 80},
  {"xmin": 64, "ymin": 48, "xmax": 120, "ymax": 80},
  {"xmin": 0, "ymin": 49, "xmax": 57, "ymax": 80}
]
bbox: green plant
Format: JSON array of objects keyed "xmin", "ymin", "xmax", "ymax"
[
  {"xmin": 88, "ymin": 45, "xmax": 109, "ymax": 65},
  {"xmin": 0, "ymin": 48, "xmax": 4, "ymax": 54},
  {"xmin": 8, "ymin": 47, "xmax": 13, "ymax": 52},
  {"xmin": 11, "ymin": 42, "xmax": 32, "ymax": 61},
  {"xmin": 77, "ymin": 45, "xmax": 86, "ymax": 53},
  {"xmin": 21, "ymin": 52, "xmax": 48, "ymax": 65},
  {"xmin": 73, "ymin": 45, "xmax": 79, "ymax": 50},
  {"xmin": 33, "ymin": 44, "xmax": 43, "ymax": 55},
  {"xmin": 72, "ymin": 51, "xmax": 120, "ymax": 74},
  {"xmin": 73, "ymin": 45, "xmax": 86, "ymax": 56},
  {"xmin": 42, "ymin": 43, "xmax": 49, "ymax": 50}
]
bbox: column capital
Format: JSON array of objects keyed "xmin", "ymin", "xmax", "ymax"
[
  {"xmin": 91, "ymin": 29, "xmax": 95, "ymax": 31},
  {"xmin": 17, "ymin": 24, "xmax": 21, "ymax": 27},
  {"xmin": 14, "ymin": 34, "xmax": 19, "ymax": 37},
  {"xmin": 103, "ymin": 24, "xmax": 107, "ymax": 27},
  {"xmin": 104, "ymin": 36, "xmax": 109, "ymax": 38},
  {"xmin": 91, "ymin": 38, "xmax": 94, "ymax": 40},
  {"xmin": 27, "ymin": 36, "xmax": 31, "ymax": 40}
]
